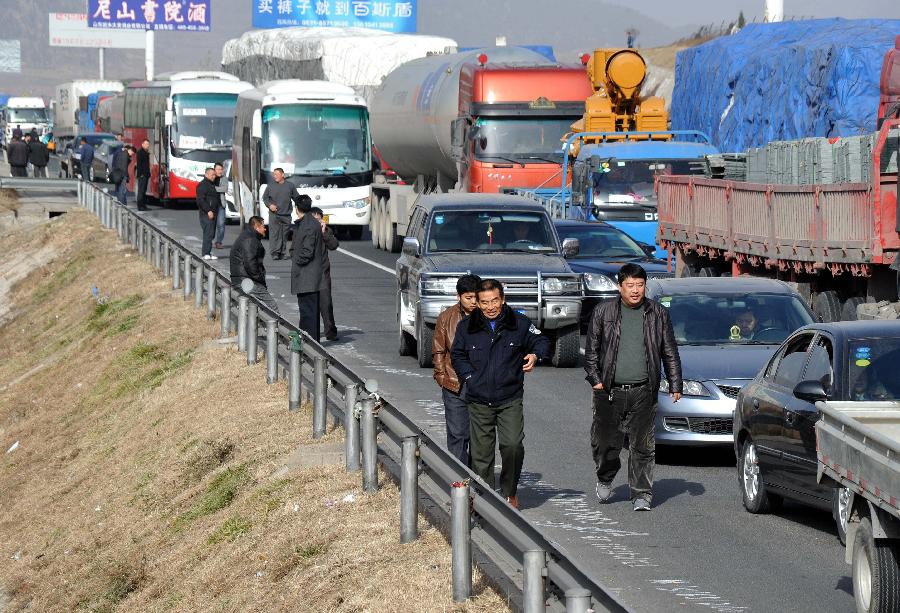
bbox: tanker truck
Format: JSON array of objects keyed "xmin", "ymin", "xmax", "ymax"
[{"xmin": 369, "ymin": 47, "xmax": 594, "ymax": 251}]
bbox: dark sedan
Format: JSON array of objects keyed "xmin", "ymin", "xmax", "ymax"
[
  {"xmin": 87, "ymin": 140, "xmax": 122, "ymax": 183},
  {"xmin": 554, "ymin": 220, "xmax": 672, "ymax": 326},
  {"xmin": 60, "ymin": 132, "xmax": 116, "ymax": 178},
  {"xmin": 734, "ymin": 321, "xmax": 900, "ymax": 543}
]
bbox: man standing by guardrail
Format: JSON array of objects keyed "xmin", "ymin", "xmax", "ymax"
[
  {"xmin": 196, "ymin": 168, "xmax": 220, "ymax": 260},
  {"xmin": 310, "ymin": 207, "xmax": 340, "ymax": 341},
  {"xmin": 230, "ymin": 215, "xmax": 279, "ymax": 313},
  {"xmin": 135, "ymin": 139, "xmax": 151, "ymax": 211},
  {"xmin": 290, "ymin": 194, "xmax": 324, "ymax": 342},
  {"xmin": 584, "ymin": 263, "xmax": 682, "ymax": 512},
  {"xmin": 451, "ymin": 278, "xmax": 550, "ymax": 509}
]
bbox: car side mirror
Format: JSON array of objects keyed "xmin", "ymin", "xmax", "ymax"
[
  {"xmin": 561, "ymin": 237, "xmax": 580, "ymax": 258},
  {"xmin": 793, "ymin": 380, "xmax": 829, "ymax": 402},
  {"xmin": 639, "ymin": 242, "xmax": 656, "ymax": 257},
  {"xmin": 402, "ymin": 237, "xmax": 421, "ymax": 258}
]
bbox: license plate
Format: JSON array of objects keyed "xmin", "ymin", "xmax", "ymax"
[{"xmin": 322, "ymin": 214, "xmax": 330, "ymax": 224}]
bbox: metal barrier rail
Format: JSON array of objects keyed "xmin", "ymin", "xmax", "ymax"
[
  {"xmin": 0, "ymin": 177, "xmax": 80, "ymax": 191},
  {"xmin": 76, "ymin": 182, "xmax": 631, "ymax": 613}
]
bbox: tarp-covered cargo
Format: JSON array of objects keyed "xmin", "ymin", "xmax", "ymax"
[
  {"xmin": 221, "ymin": 27, "xmax": 457, "ymax": 103},
  {"xmin": 671, "ymin": 19, "xmax": 900, "ymax": 152}
]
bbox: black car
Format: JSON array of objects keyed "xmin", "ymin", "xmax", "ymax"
[
  {"xmin": 61, "ymin": 132, "xmax": 116, "ymax": 178},
  {"xmin": 88, "ymin": 140, "xmax": 123, "ymax": 183},
  {"xmin": 734, "ymin": 321, "xmax": 900, "ymax": 543},
  {"xmin": 554, "ymin": 220, "xmax": 672, "ymax": 326}
]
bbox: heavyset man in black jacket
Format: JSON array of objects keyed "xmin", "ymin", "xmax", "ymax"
[
  {"xmin": 451, "ymin": 278, "xmax": 550, "ymax": 509},
  {"xmin": 6, "ymin": 134, "xmax": 29, "ymax": 177},
  {"xmin": 230, "ymin": 216, "xmax": 279, "ymax": 313},
  {"xmin": 195, "ymin": 167, "xmax": 220, "ymax": 259},
  {"xmin": 584, "ymin": 263, "xmax": 683, "ymax": 511},
  {"xmin": 26, "ymin": 134, "xmax": 50, "ymax": 178}
]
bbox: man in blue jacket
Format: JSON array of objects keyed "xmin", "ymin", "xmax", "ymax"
[
  {"xmin": 451, "ymin": 278, "xmax": 550, "ymax": 509},
  {"xmin": 78, "ymin": 137, "xmax": 94, "ymax": 180}
]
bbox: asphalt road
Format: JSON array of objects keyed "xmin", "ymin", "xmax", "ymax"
[{"xmin": 65, "ymin": 174, "xmax": 854, "ymax": 612}]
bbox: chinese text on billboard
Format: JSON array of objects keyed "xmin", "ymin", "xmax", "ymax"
[
  {"xmin": 88, "ymin": 0, "xmax": 211, "ymax": 32},
  {"xmin": 252, "ymin": 0, "xmax": 416, "ymax": 32}
]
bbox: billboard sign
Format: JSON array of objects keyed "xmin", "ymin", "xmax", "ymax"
[
  {"xmin": 0, "ymin": 40, "xmax": 21, "ymax": 74},
  {"xmin": 87, "ymin": 0, "xmax": 211, "ymax": 32},
  {"xmin": 251, "ymin": 0, "xmax": 416, "ymax": 32},
  {"xmin": 49, "ymin": 13, "xmax": 146, "ymax": 49}
]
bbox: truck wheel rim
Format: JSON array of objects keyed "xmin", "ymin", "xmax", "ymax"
[
  {"xmin": 854, "ymin": 542, "xmax": 872, "ymax": 610},
  {"xmin": 838, "ymin": 487, "xmax": 851, "ymax": 533},
  {"xmin": 742, "ymin": 442, "xmax": 759, "ymax": 501}
]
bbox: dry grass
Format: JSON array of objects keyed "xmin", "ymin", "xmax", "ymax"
[
  {"xmin": 0, "ymin": 188, "xmax": 18, "ymax": 213},
  {"xmin": 0, "ymin": 209, "xmax": 508, "ymax": 612}
]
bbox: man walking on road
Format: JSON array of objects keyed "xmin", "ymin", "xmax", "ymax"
[
  {"xmin": 26, "ymin": 133, "xmax": 49, "ymax": 178},
  {"xmin": 78, "ymin": 137, "xmax": 95, "ymax": 181},
  {"xmin": 262, "ymin": 168, "xmax": 300, "ymax": 260},
  {"xmin": 451, "ymin": 278, "xmax": 550, "ymax": 509},
  {"xmin": 6, "ymin": 132, "xmax": 29, "ymax": 177},
  {"xmin": 135, "ymin": 139, "xmax": 151, "ymax": 211},
  {"xmin": 584, "ymin": 263, "xmax": 683, "ymax": 512},
  {"xmin": 213, "ymin": 162, "xmax": 228, "ymax": 250},
  {"xmin": 290, "ymin": 194, "xmax": 324, "ymax": 341},
  {"xmin": 433, "ymin": 274, "xmax": 481, "ymax": 466},
  {"xmin": 196, "ymin": 167, "xmax": 220, "ymax": 260},
  {"xmin": 111, "ymin": 145, "xmax": 130, "ymax": 204},
  {"xmin": 230, "ymin": 215, "xmax": 279, "ymax": 313},
  {"xmin": 310, "ymin": 207, "xmax": 339, "ymax": 341}
]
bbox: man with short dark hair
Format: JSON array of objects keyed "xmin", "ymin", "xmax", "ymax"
[
  {"xmin": 433, "ymin": 274, "xmax": 481, "ymax": 465},
  {"xmin": 584, "ymin": 263, "xmax": 683, "ymax": 511},
  {"xmin": 135, "ymin": 139, "xmax": 151, "ymax": 211},
  {"xmin": 26, "ymin": 133, "xmax": 49, "ymax": 177},
  {"xmin": 196, "ymin": 167, "xmax": 220, "ymax": 260},
  {"xmin": 451, "ymin": 278, "xmax": 551, "ymax": 508},
  {"xmin": 213, "ymin": 162, "xmax": 227, "ymax": 250},
  {"xmin": 5, "ymin": 132, "xmax": 28, "ymax": 177},
  {"xmin": 310, "ymin": 206, "xmax": 340, "ymax": 340},
  {"xmin": 111, "ymin": 144, "xmax": 130, "ymax": 204},
  {"xmin": 290, "ymin": 194, "xmax": 324, "ymax": 341},
  {"xmin": 78, "ymin": 136, "xmax": 95, "ymax": 181},
  {"xmin": 262, "ymin": 167, "xmax": 300, "ymax": 260},
  {"xmin": 230, "ymin": 215, "xmax": 279, "ymax": 313}
]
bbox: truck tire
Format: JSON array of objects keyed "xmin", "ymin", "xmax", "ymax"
[
  {"xmin": 370, "ymin": 199, "xmax": 382, "ymax": 248},
  {"xmin": 387, "ymin": 222, "xmax": 402, "ymax": 253},
  {"xmin": 813, "ymin": 290, "xmax": 841, "ymax": 323},
  {"xmin": 551, "ymin": 325, "xmax": 580, "ymax": 368},
  {"xmin": 842, "ymin": 297, "xmax": 866, "ymax": 321},
  {"xmin": 853, "ymin": 516, "xmax": 900, "ymax": 613},
  {"xmin": 416, "ymin": 318, "xmax": 434, "ymax": 368},
  {"xmin": 698, "ymin": 267, "xmax": 719, "ymax": 277},
  {"xmin": 833, "ymin": 486, "xmax": 852, "ymax": 545},
  {"xmin": 739, "ymin": 438, "xmax": 783, "ymax": 514}
]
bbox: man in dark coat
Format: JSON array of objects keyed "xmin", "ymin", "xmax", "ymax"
[
  {"xmin": 111, "ymin": 145, "xmax": 130, "ymax": 204},
  {"xmin": 135, "ymin": 139, "xmax": 151, "ymax": 211},
  {"xmin": 26, "ymin": 134, "xmax": 49, "ymax": 177},
  {"xmin": 78, "ymin": 137, "xmax": 95, "ymax": 180},
  {"xmin": 6, "ymin": 133, "xmax": 29, "ymax": 177},
  {"xmin": 230, "ymin": 215, "xmax": 279, "ymax": 313},
  {"xmin": 195, "ymin": 167, "xmax": 220, "ymax": 259},
  {"xmin": 290, "ymin": 194, "xmax": 324, "ymax": 341},
  {"xmin": 310, "ymin": 207, "xmax": 339, "ymax": 340}
]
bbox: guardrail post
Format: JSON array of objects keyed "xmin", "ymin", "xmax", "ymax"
[
  {"xmin": 237, "ymin": 295, "xmax": 249, "ymax": 352},
  {"xmin": 220, "ymin": 286, "xmax": 232, "ymax": 337},
  {"xmin": 344, "ymin": 384, "xmax": 359, "ymax": 472},
  {"xmin": 400, "ymin": 436, "xmax": 419, "ymax": 544},
  {"xmin": 246, "ymin": 302, "xmax": 258, "ymax": 365},
  {"xmin": 360, "ymin": 392, "xmax": 378, "ymax": 493},
  {"xmin": 183, "ymin": 257, "xmax": 192, "ymax": 301},
  {"xmin": 172, "ymin": 249, "xmax": 180, "ymax": 290},
  {"xmin": 162, "ymin": 240, "xmax": 170, "ymax": 277},
  {"xmin": 564, "ymin": 589, "xmax": 592, "ymax": 613},
  {"xmin": 523, "ymin": 550, "xmax": 547, "ymax": 613},
  {"xmin": 451, "ymin": 482, "xmax": 472, "ymax": 602},
  {"xmin": 313, "ymin": 356, "xmax": 327, "ymax": 439},
  {"xmin": 135, "ymin": 222, "xmax": 142, "ymax": 255},
  {"xmin": 206, "ymin": 269, "xmax": 216, "ymax": 319},
  {"xmin": 265, "ymin": 319, "xmax": 278, "ymax": 383},
  {"xmin": 154, "ymin": 235, "xmax": 162, "ymax": 270},
  {"xmin": 194, "ymin": 264, "xmax": 203, "ymax": 309},
  {"xmin": 289, "ymin": 333, "xmax": 302, "ymax": 411}
]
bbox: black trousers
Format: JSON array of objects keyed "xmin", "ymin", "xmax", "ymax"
[
  {"xmin": 136, "ymin": 175, "xmax": 149, "ymax": 210},
  {"xmin": 10, "ymin": 166, "xmax": 26, "ymax": 177},
  {"xmin": 297, "ymin": 291, "xmax": 320, "ymax": 342},
  {"xmin": 591, "ymin": 384, "xmax": 657, "ymax": 502},
  {"xmin": 199, "ymin": 211, "xmax": 215, "ymax": 256},
  {"xmin": 442, "ymin": 382, "xmax": 470, "ymax": 466},
  {"xmin": 319, "ymin": 279, "xmax": 337, "ymax": 339}
]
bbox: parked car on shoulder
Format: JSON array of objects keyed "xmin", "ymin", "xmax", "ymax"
[
  {"xmin": 60, "ymin": 132, "xmax": 115, "ymax": 178},
  {"xmin": 645, "ymin": 277, "xmax": 816, "ymax": 446},
  {"xmin": 733, "ymin": 321, "xmax": 900, "ymax": 543},
  {"xmin": 87, "ymin": 139, "xmax": 122, "ymax": 183}
]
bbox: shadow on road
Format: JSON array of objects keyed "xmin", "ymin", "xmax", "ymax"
[
  {"xmin": 834, "ymin": 575, "xmax": 853, "ymax": 596},
  {"xmin": 518, "ymin": 471, "xmax": 585, "ymax": 510},
  {"xmin": 657, "ymin": 444, "xmax": 736, "ymax": 467}
]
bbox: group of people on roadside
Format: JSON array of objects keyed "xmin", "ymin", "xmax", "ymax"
[
  {"xmin": 432, "ymin": 263, "xmax": 683, "ymax": 512},
  {"xmin": 5, "ymin": 128, "xmax": 50, "ymax": 178}
]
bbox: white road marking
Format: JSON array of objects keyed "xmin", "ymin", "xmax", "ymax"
[{"xmin": 336, "ymin": 247, "xmax": 395, "ymax": 275}]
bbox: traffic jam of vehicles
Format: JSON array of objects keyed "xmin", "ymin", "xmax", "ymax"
[{"xmin": 7, "ymin": 17, "xmax": 900, "ymax": 613}]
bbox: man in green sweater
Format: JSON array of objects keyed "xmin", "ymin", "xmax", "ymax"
[{"xmin": 583, "ymin": 263, "xmax": 683, "ymax": 511}]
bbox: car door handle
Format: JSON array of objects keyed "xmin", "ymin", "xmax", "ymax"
[
  {"xmin": 752, "ymin": 399, "xmax": 760, "ymax": 410},
  {"xmin": 785, "ymin": 411, "xmax": 796, "ymax": 425}
]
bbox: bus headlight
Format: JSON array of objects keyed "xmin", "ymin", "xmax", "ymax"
[{"xmin": 343, "ymin": 197, "xmax": 370, "ymax": 209}]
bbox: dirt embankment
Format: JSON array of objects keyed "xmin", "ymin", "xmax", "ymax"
[{"xmin": 0, "ymin": 209, "xmax": 506, "ymax": 612}]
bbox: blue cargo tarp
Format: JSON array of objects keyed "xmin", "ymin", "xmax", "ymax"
[{"xmin": 671, "ymin": 19, "xmax": 900, "ymax": 152}]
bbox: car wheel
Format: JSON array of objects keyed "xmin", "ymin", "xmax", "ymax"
[
  {"xmin": 416, "ymin": 317, "xmax": 434, "ymax": 368},
  {"xmin": 853, "ymin": 516, "xmax": 900, "ymax": 613},
  {"xmin": 739, "ymin": 438, "xmax": 782, "ymax": 513},
  {"xmin": 834, "ymin": 486, "xmax": 853, "ymax": 545},
  {"xmin": 88, "ymin": 165, "xmax": 95, "ymax": 182},
  {"xmin": 551, "ymin": 325, "xmax": 580, "ymax": 368}
]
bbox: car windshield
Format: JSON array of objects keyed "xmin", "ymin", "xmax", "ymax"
[
  {"xmin": 848, "ymin": 339, "xmax": 900, "ymax": 401},
  {"xmin": 172, "ymin": 93, "xmax": 239, "ymax": 153},
  {"xmin": 557, "ymin": 224, "xmax": 646, "ymax": 259},
  {"xmin": 659, "ymin": 292, "xmax": 815, "ymax": 345},
  {"xmin": 472, "ymin": 117, "xmax": 573, "ymax": 163},
  {"xmin": 591, "ymin": 159, "xmax": 697, "ymax": 206},
  {"xmin": 262, "ymin": 104, "xmax": 370, "ymax": 176},
  {"xmin": 427, "ymin": 211, "xmax": 558, "ymax": 254}
]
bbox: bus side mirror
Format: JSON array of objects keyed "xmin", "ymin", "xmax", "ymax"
[
  {"xmin": 164, "ymin": 110, "xmax": 172, "ymax": 126},
  {"xmin": 251, "ymin": 110, "xmax": 262, "ymax": 139}
]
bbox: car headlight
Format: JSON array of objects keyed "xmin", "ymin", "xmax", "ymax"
[
  {"xmin": 343, "ymin": 197, "xmax": 370, "ymax": 209},
  {"xmin": 171, "ymin": 167, "xmax": 197, "ymax": 180},
  {"xmin": 583, "ymin": 273, "xmax": 617, "ymax": 292},
  {"xmin": 421, "ymin": 276, "xmax": 458, "ymax": 295},
  {"xmin": 660, "ymin": 379, "xmax": 711, "ymax": 397},
  {"xmin": 542, "ymin": 276, "xmax": 582, "ymax": 295}
]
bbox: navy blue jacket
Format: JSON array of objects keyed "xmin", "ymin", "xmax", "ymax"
[
  {"xmin": 450, "ymin": 304, "xmax": 551, "ymax": 406},
  {"xmin": 79, "ymin": 142, "xmax": 94, "ymax": 168}
]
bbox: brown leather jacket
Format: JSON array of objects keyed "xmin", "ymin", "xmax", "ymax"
[{"xmin": 433, "ymin": 303, "xmax": 467, "ymax": 393}]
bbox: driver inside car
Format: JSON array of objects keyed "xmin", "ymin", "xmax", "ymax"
[
  {"xmin": 734, "ymin": 309, "xmax": 759, "ymax": 339},
  {"xmin": 507, "ymin": 222, "xmax": 532, "ymax": 247}
]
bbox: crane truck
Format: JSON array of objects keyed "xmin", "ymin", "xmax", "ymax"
[{"xmin": 368, "ymin": 46, "xmax": 594, "ymax": 252}]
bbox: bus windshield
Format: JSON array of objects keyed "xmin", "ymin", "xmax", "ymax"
[
  {"xmin": 172, "ymin": 93, "xmax": 239, "ymax": 153},
  {"xmin": 472, "ymin": 117, "xmax": 572, "ymax": 163},
  {"xmin": 262, "ymin": 104, "xmax": 370, "ymax": 176},
  {"xmin": 8, "ymin": 108, "xmax": 48, "ymax": 123}
]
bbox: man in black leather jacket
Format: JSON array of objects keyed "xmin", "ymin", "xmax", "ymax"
[
  {"xmin": 230, "ymin": 216, "xmax": 278, "ymax": 313},
  {"xmin": 584, "ymin": 263, "xmax": 682, "ymax": 511}
]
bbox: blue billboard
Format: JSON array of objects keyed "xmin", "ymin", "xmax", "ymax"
[
  {"xmin": 252, "ymin": 0, "xmax": 416, "ymax": 32},
  {"xmin": 88, "ymin": 0, "xmax": 211, "ymax": 32}
]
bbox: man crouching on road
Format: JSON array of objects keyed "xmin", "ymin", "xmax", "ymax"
[
  {"xmin": 451, "ymin": 278, "xmax": 550, "ymax": 509},
  {"xmin": 432, "ymin": 274, "xmax": 481, "ymax": 466},
  {"xmin": 584, "ymin": 263, "xmax": 682, "ymax": 512}
]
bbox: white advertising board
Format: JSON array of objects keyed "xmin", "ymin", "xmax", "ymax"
[
  {"xmin": 49, "ymin": 13, "xmax": 146, "ymax": 49},
  {"xmin": 0, "ymin": 40, "xmax": 20, "ymax": 73}
]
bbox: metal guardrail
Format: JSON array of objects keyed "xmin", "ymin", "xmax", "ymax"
[
  {"xmin": 75, "ymin": 181, "xmax": 631, "ymax": 613},
  {"xmin": 0, "ymin": 177, "xmax": 80, "ymax": 191}
]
